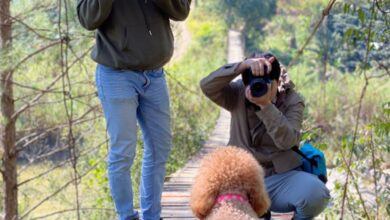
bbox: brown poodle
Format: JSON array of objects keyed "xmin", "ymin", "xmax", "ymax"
[{"xmin": 191, "ymin": 146, "xmax": 270, "ymax": 220}]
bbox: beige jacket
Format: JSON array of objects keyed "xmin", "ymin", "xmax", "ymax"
[{"xmin": 200, "ymin": 63, "xmax": 305, "ymax": 176}]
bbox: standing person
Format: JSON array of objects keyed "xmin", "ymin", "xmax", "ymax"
[
  {"xmin": 77, "ymin": 1, "xmax": 191, "ymax": 220},
  {"xmin": 200, "ymin": 52, "xmax": 330, "ymax": 219}
]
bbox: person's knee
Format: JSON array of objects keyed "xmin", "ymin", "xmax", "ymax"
[
  {"xmin": 147, "ymin": 130, "xmax": 172, "ymax": 162},
  {"xmin": 295, "ymin": 182, "xmax": 330, "ymax": 219},
  {"xmin": 108, "ymin": 151, "xmax": 136, "ymax": 173}
]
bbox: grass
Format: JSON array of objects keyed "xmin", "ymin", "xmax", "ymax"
[
  {"xmin": 258, "ymin": 0, "xmax": 390, "ymax": 218},
  {"xmin": 11, "ymin": 3, "xmax": 228, "ymax": 220}
]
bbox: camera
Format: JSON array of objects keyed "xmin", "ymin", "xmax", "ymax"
[
  {"xmin": 244, "ymin": 67, "xmax": 272, "ymax": 97},
  {"xmin": 241, "ymin": 53, "xmax": 281, "ymax": 97}
]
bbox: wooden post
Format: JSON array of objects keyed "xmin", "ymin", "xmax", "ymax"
[{"xmin": 0, "ymin": 0, "xmax": 18, "ymax": 219}]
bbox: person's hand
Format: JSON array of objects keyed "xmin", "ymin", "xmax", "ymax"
[
  {"xmin": 236, "ymin": 57, "xmax": 275, "ymax": 76},
  {"xmin": 245, "ymin": 80, "xmax": 278, "ymax": 108}
]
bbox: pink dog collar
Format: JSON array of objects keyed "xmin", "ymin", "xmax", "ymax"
[{"xmin": 216, "ymin": 193, "xmax": 248, "ymax": 204}]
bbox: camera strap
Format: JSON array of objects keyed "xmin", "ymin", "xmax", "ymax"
[{"xmin": 292, "ymin": 146, "xmax": 318, "ymax": 169}]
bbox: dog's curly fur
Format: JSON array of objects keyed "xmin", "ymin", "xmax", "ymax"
[{"xmin": 191, "ymin": 146, "xmax": 270, "ymax": 220}]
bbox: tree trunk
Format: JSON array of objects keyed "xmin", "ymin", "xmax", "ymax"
[{"xmin": 0, "ymin": 0, "xmax": 17, "ymax": 219}]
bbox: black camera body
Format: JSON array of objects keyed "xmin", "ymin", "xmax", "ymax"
[
  {"xmin": 241, "ymin": 53, "xmax": 281, "ymax": 97},
  {"xmin": 244, "ymin": 68, "xmax": 272, "ymax": 97}
]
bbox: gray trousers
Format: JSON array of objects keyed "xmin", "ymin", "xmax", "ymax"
[{"xmin": 265, "ymin": 169, "xmax": 330, "ymax": 220}]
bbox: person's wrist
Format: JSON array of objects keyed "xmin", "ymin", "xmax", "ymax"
[
  {"xmin": 236, "ymin": 61, "xmax": 248, "ymax": 73},
  {"xmin": 257, "ymin": 101, "xmax": 272, "ymax": 109}
]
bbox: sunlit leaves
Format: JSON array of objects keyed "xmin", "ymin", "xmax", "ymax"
[{"xmin": 358, "ymin": 8, "xmax": 366, "ymax": 24}]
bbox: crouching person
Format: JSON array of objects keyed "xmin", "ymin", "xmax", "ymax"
[{"xmin": 200, "ymin": 52, "xmax": 330, "ymax": 220}]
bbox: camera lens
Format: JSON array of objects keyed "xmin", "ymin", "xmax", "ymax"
[{"xmin": 250, "ymin": 79, "xmax": 268, "ymax": 97}]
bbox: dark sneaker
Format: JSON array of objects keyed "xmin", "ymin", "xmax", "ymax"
[{"xmin": 260, "ymin": 210, "xmax": 271, "ymax": 220}]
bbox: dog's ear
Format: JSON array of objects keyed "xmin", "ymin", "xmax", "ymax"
[
  {"xmin": 248, "ymin": 177, "xmax": 271, "ymax": 216},
  {"xmin": 190, "ymin": 148, "xmax": 226, "ymax": 219},
  {"xmin": 190, "ymin": 178, "xmax": 218, "ymax": 219}
]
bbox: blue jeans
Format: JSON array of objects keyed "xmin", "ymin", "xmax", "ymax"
[
  {"xmin": 265, "ymin": 170, "xmax": 330, "ymax": 220},
  {"xmin": 96, "ymin": 64, "xmax": 172, "ymax": 220}
]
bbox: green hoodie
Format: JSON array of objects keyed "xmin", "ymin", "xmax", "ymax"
[{"xmin": 77, "ymin": 0, "xmax": 191, "ymax": 70}]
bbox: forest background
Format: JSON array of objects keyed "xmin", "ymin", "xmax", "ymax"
[{"xmin": 0, "ymin": 0, "xmax": 389, "ymax": 219}]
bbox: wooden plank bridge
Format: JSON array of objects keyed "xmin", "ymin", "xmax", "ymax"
[
  {"xmin": 160, "ymin": 30, "xmax": 243, "ymax": 219},
  {"xmin": 161, "ymin": 30, "xmax": 295, "ymax": 220}
]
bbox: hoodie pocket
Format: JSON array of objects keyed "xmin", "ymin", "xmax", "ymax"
[
  {"xmin": 122, "ymin": 28, "xmax": 128, "ymax": 50},
  {"xmin": 122, "ymin": 25, "xmax": 151, "ymax": 60}
]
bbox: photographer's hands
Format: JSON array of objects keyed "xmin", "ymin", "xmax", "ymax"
[
  {"xmin": 237, "ymin": 57, "xmax": 278, "ymax": 108},
  {"xmin": 236, "ymin": 57, "xmax": 275, "ymax": 76},
  {"xmin": 245, "ymin": 80, "xmax": 278, "ymax": 108}
]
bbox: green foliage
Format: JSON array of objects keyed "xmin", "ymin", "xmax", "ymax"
[
  {"xmin": 258, "ymin": 0, "xmax": 328, "ymax": 64},
  {"xmin": 261, "ymin": 0, "xmax": 390, "ymax": 218},
  {"xmin": 315, "ymin": 2, "xmax": 390, "ymax": 73},
  {"xmin": 205, "ymin": 0, "xmax": 277, "ymax": 53},
  {"xmin": 5, "ymin": 0, "xmax": 389, "ymax": 219},
  {"xmin": 220, "ymin": 0, "xmax": 277, "ymax": 27},
  {"xmin": 7, "ymin": 0, "xmax": 226, "ymax": 219},
  {"xmin": 373, "ymin": 102, "xmax": 390, "ymax": 137},
  {"xmin": 165, "ymin": 4, "xmax": 227, "ymax": 174}
]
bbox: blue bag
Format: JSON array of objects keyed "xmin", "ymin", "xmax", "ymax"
[{"xmin": 292, "ymin": 143, "xmax": 327, "ymax": 183}]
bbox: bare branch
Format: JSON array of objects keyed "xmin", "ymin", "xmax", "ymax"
[
  {"xmin": 17, "ymin": 136, "xmax": 83, "ymax": 175},
  {"xmin": 0, "ymin": 8, "xmax": 57, "ymax": 41},
  {"xmin": 340, "ymin": 1, "xmax": 377, "ymax": 218},
  {"xmin": 17, "ymin": 140, "xmax": 107, "ymax": 187},
  {"xmin": 375, "ymin": 0, "xmax": 390, "ymax": 15},
  {"xmin": 11, "ymin": 40, "xmax": 62, "ymax": 72},
  {"xmin": 16, "ymin": 103, "xmax": 99, "ymax": 140},
  {"xmin": 340, "ymin": 148, "xmax": 370, "ymax": 218},
  {"xmin": 19, "ymin": 158, "xmax": 106, "ymax": 219},
  {"xmin": 68, "ymin": 44, "xmax": 91, "ymax": 78},
  {"xmin": 14, "ymin": 4, "xmax": 52, "ymax": 20},
  {"xmin": 12, "ymin": 80, "xmax": 64, "ymax": 94},
  {"xmin": 15, "ymin": 92, "xmax": 97, "ymax": 115},
  {"xmin": 11, "ymin": 72, "xmax": 65, "ymax": 121},
  {"xmin": 287, "ymin": 0, "xmax": 337, "ymax": 68},
  {"xmin": 30, "ymin": 208, "xmax": 115, "ymax": 220},
  {"xmin": 11, "ymin": 46, "xmax": 93, "ymax": 121},
  {"xmin": 165, "ymin": 70, "xmax": 200, "ymax": 95},
  {"xmin": 13, "ymin": 80, "xmax": 95, "ymax": 102},
  {"xmin": 367, "ymin": 73, "xmax": 389, "ymax": 79},
  {"xmin": 375, "ymin": 61, "xmax": 390, "ymax": 75},
  {"xmin": 16, "ymin": 108, "xmax": 100, "ymax": 153},
  {"xmin": 16, "ymin": 118, "xmax": 103, "ymax": 176},
  {"xmin": 369, "ymin": 129, "xmax": 380, "ymax": 219}
]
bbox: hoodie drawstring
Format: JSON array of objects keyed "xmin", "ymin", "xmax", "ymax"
[{"xmin": 137, "ymin": 0, "xmax": 152, "ymax": 36}]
